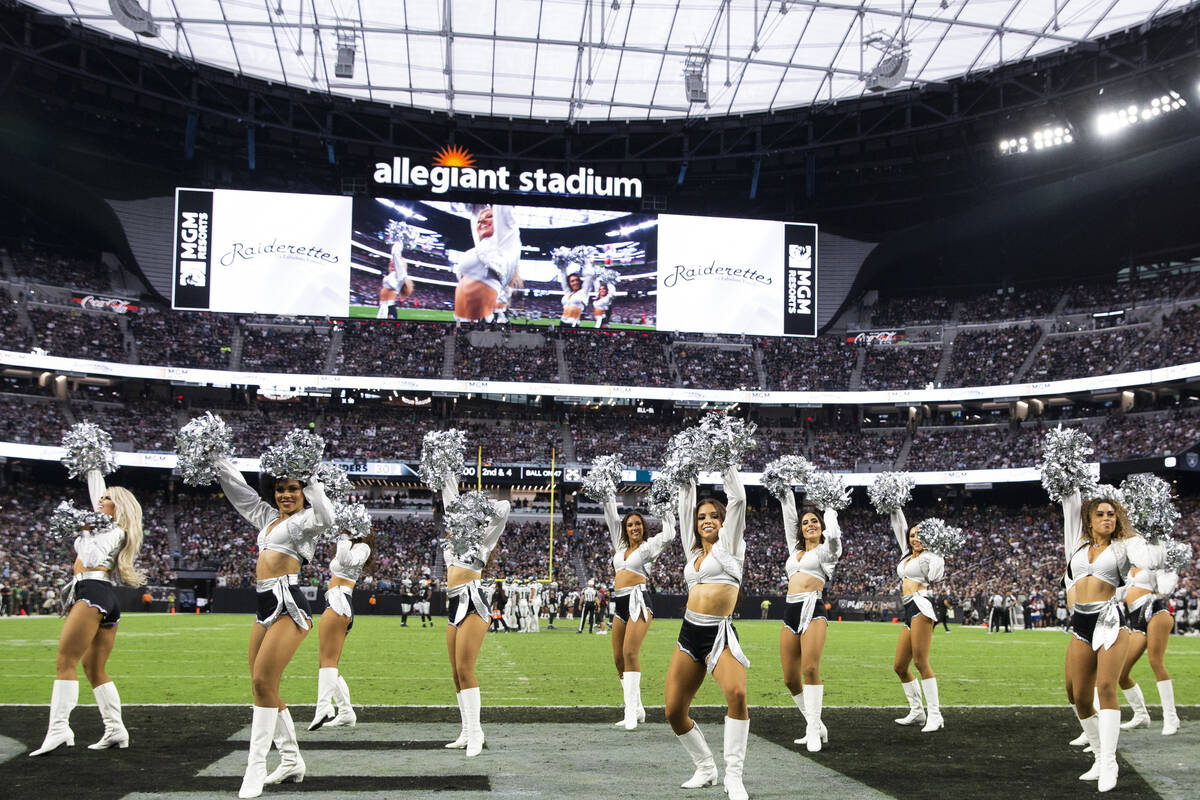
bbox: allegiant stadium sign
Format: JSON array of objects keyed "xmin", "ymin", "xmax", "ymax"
[{"xmin": 372, "ymin": 147, "xmax": 642, "ymax": 199}]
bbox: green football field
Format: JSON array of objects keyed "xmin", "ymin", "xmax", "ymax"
[
  {"xmin": 347, "ymin": 304, "xmax": 654, "ymax": 330},
  {"xmin": 3, "ymin": 614, "xmax": 1196, "ymax": 707}
]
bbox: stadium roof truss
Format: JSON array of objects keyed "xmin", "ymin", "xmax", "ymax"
[{"xmin": 20, "ymin": 0, "xmax": 1197, "ymax": 122}]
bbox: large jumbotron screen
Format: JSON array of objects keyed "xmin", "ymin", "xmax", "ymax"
[{"xmin": 173, "ymin": 188, "xmax": 817, "ymax": 337}]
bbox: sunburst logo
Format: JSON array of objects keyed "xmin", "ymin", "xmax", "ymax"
[{"xmin": 433, "ymin": 145, "xmax": 476, "ymax": 168}]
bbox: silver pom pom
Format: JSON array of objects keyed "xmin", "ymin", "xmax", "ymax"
[
  {"xmin": 570, "ymin": 245, "xmax": 597, "ymax": 267},
  {"xmin": 551, "ymin": 246, "xmax": 573, "ymax": 269},
  {"xmin": 1163, "ymin": 539, "xmax": 1193, "ymax": 572},
  {"xmin": 1118, "ymin": 473, "xmax": 1179, "ymax": 540},
  {"xmin": 385, "ymin": 219, "xmax": 414, "ymax": 249},
  {"xmin": 582, "ymin": 454, "xmax": 624, "ymax": 503},
  {"xmin": 331, "ymin": 502, "xmax": 372, "ymax": 540},
  {"xmin": 60, "ymin": 421, "xmax": 117, "ymax": 480},
  {"xmin": 917, "ymin": 518, "xmax": 965, "ymax": 556},
  {"xmin": 1038, "ymin": 426, "xmax": 1097, "ymax": 502},
  {"xmin": 1082, "ymin": 483, "xmax": 1125, "ymax": 507},
  {"xmin": 662, "ymin": 426, "xmax": 709, "ymax": 487},
  {"xmin": 444, "ymin": 491, "xmax": 499, "ymax": 564},
  {"xmin": 868, "ymin": 472, "xmax": 915, "ymax": 515},
  {"xmin": 804, "ymin": 471, "xmax": 852, "ymax": 511},
  {"xmin": 647, "ymin": 476, "xmax": 677, "ymax": 521},
  {"xmin": 49, "ymin": 501, "xmax": 115, "ymax": 540},
  {"xmin": 175, "ymin": 412, "xmax": 234, "ymax": 486},
  {"xmin": 259, "ymin": 429, "xmax": 325, "ymax": 481},
  {"xmin": 761, "ymin": 455, "xmax": 816, "ymax": 500},
  {"xmin": 698, "ymin": 413, "xmax": 758, "ymax": 471},
  {"xmin": 316, "ymin": 463, "xmax": 354, "ymax": 503},
  {"xmin": 420, "ymin": 429, "xmax": 467, "ymax": 491},
  {"xmin": 594, "ymin": 267, "xmax": 621, "ymax": 287}
]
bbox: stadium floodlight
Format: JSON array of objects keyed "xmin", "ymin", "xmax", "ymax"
[
  {"xmin": 1095, "ymin": 90, "xmax": 1186, "ymax": 136},
  {"xmin": 998, "ymin": 125, "xmax": 1073, "ymax": 156},
  {"xmin": 683, "ymin": 47, "xmax": 710, "ymax": 104},
  {"xmin": 108, "ymin": 0, "xmax": 160, "ymax": 37}
]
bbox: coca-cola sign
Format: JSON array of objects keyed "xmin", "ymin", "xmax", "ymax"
[
  {"xmin": 847, "ymin": 330, "xmax": 903, "ymax": 345},
  {"xmin": 72, "ymin": 295, "xmax": 143, "ymax": 315}
]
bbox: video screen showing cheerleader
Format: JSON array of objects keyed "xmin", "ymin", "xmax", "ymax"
[{"xmin": 351, "ymin": 198, "xmax": 658, "ymax": 329}]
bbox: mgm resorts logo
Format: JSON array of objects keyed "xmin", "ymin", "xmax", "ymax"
[
  {"xmin": 373, "ymin": 145, "xmax": 643, "ymax": 199},
  {"xmin": 661, "ymin": 262, "xmax": 773, "ymax": 288}
]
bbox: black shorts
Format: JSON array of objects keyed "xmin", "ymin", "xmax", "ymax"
[
  {"xmin": 446, "ymin": 587, "xmax": 489, "ymax": 627},
  {"xmin": 1129, "ymin": 599, "xmax": 1172, "ymax": 635},
  {"xmin": 676, "ymin": 617, "xmax": 738, "ymax": 664},
  {"xmin": 74, "ymin": 580, "xmax": 121, "ymax": 627},
  {"xmin": 255, "ymin": 584, "xmax": 312, "ymax": 626},
  {"xmin": 1070, "ymin": 606, "xmax": 1129, "ymax": 645},
  {"xmin": 902, "ymin": 599, "xmax": 924, "ymax": 629},
  {"xmin": 783, "ymin": 597, "xmax": 827, "ymax": 634},
  {"xmin": 613, "ymin": 593, "xmax": 654, "ymax": 624}
]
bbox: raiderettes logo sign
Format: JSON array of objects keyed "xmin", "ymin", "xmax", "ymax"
[{"xmin": 373, "ymin": 145, "xmax": 642, "ymax": 199}]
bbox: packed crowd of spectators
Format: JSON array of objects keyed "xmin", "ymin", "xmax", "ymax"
[
  {"xmin": 563, "ymin": 329, "xmax": 673, "ymax": 386},
  {"xmin": 0, "ymin": 396, "xmax": 69, "ymax": 446},
  {"xmin": 336, "ymin": 320, "xmax": 448, "ymax": 377},
  {"xmin": 1065, "ymin": 272, "xmax": 1198, "ymax": 313},
  {"xmin": 455, "ymin": 330, "xmax": 561, "ymax": 383},
  {"xmin": 0, "ymin": 290, "xmax": 33, "ymax": 352},
  {"xmin": 808, "ymin": 430, "xmax": 906, "ymax": 471},
  {"xmin": 26, "ymin": 306, "xmax": 128, "ymax": 362},
  {"xmin": 6, "ymin": 245, "xmax": 113, "ymax": 293},
  {"xmin": 71, "ymin": 401, "xmax": 178, "ymax": 452},
  {"xmin": 760, "ymin": 336, "xmax": 857, "ymax": 391},
  {"xmin": 1026, "ymin": 326, "xmax": 1149, "ymax": 382},
  {"xmin": 1124, "ymin": 304, "xmax": 1200, "ymax": 372},
  {"xmin": 867, "ymin": 294, "xmax": 954, "ymax": 327},
  {"xmin": 674, "ymin": 345, "xmax": 757, "ymax": 390},
  {"xmin": 905, "ymin": 426, "xmax": 1019, "ymax": 471},
  {"xmin": 956, "ymin": 285, "xmax": 1062, "ymax": 323},
  {"xmin": 943, "ymin": 325, "xmax": 1041, "ymax": 387},
  {"xmin": 858, "ymin": 344, "xmax": 942, "ymax": 390},
  {"xmin": 240, "ymin": 324, "xmax": 335, "ymax": 373},
  {"xmin": 129, "ymin": 310, "xmax": 234, "ymax": 369}
]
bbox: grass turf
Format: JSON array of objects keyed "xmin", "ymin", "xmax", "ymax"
[{"xmin": 2, "ymin": 615, "xmax": 1196, "ymax": 707}]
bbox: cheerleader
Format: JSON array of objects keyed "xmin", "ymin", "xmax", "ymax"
[
  {"xmin": 216, "ymin": 456, "xmax": 333, "ymax": 798},
  {"xmin": 560, "ymin": 272, "xmax": 590, "ymax": 326},
  {"xmin": 30, "ymin": 468, "xmax": 146, "ymax": 756},
  {"xmin": 1059, "ymin": 488, "xmax": 1149, "ymax": 792},
  {"xmin": 1117, "ymin": 544, "xmax": 1181, "ymax": 736},
  {"xmin": 591, "ymin": 280, "xmax": 617, "ymax": 327},
  {"xmin": 602, "ymin": 495, "xmax": 675, "ymax": 730},
  {"xmin": 777, "ymin": 491, "xmax": 842, "ymax": 751},
  {"xmin": 308, "ymin": 531, "xmax": 373, "ymax": 733},
  {"xmin": 667, "ymin": 466, "xmax": 751, "ymax": 800},
  {"xmin": 453, "ymin": 205, "xmax": 521, "ymax": 323},
  {"xmin": 887, "ymin": 508, "xmax": 946, "ymax": 733},
  {"xmin": 377, "ymin": 225, "xmax": 414, "ymax": 319},
  {"xmin": 435, "ymin": 472, "xmax": 511, "ymax": 756}
]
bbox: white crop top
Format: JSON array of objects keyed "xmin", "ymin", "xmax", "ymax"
[
  {"xmin": 217, "ymin": 457, "xmax": 334, "ymax": 563},
  {"xmin": 604, "ymin": 497, "xmax": 676, "ymax": 579},
  {"xmin": 440, "ymin": 479, "xmax": 511, "ymax": 572},
  {"xmin": 1061, "ymin": 491, "xmax": 1150, "ymax": 589},
  {"xmin": 780, "ymin": 491, "xmax": 842, "ymax": 583},
  {"xmin": 679, "ymin": 467, "xmax": 746, "ymax": 591},
  {"xmin": 890, "ymin": 509, "xmax": 946, "ymax": 587},
  {"xmin": 74, "ymin": 470, "xmax": 127, "ymax": 573},
  {"xmin": 330, "ymin": 538, "xmax": 371, "ymax": 582}
]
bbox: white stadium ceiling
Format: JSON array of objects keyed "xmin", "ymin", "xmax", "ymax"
[{"xmin": 26, "ymin": 1, "xmax": 1196, "ymax": 121}]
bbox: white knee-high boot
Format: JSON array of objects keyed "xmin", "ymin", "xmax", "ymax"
[
  {"xmin": 676, "ymin": 721, "xmax": 719, "ymax": 788},
  {"xmin": 1097, "ymin": 707, "xmax": 1120, "ymax": 792},
  {"xmin": 1158, "ymin": 680, "xmax": 1179, "ymax": 736},
  {"xmin": 1119, "ymin": 683, "xmax": 1150, "ymax": 729},
  {"xmin": 1078, "ymin": 712, "xmax": 1101, "ymax": 781},
  {"xmin": 920, "ymin": 677, "xmax": 944, "ymax": 732},
  {"xmin": 264, "ymin": 707, "xmax": 305, "ymax": 785},
  {"xmin": 622, "ymin": 672, "xmax": 641, "ymax": 730},
  {"xmin": 88, "ymin": 681, "xmax": 129, "ymax": 749},
  {"xmin": 803, "ymin": 685, "xmax": 824, "ymax": 752},
  {"xmin": 30, "ymin": 679, "xmax": 78, "ymax": 756},
  {"xmin": 462, "ymin": 687, "xmax": 484, "ymax": 757},
  {"xmin": 327, "ymin": 675, "xmax": 356, "ymax": 727},
  {"xmin": 894, "ymin": 680, "xmax": 925, "ymax": 726},
  {"xmin": 309, "ymin": 667, "xmax": 338, "ymax": 731},
  {"xmin": 239, "ymin": 705, "xmax": 279, "ymax": 798},
  {"xmin": 446, "ymin": 691, "xmax": 468, "ymax": 748},
  {"xmin": 723, "ymin": 717, "xmax": 750, "ymax": 800}
]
